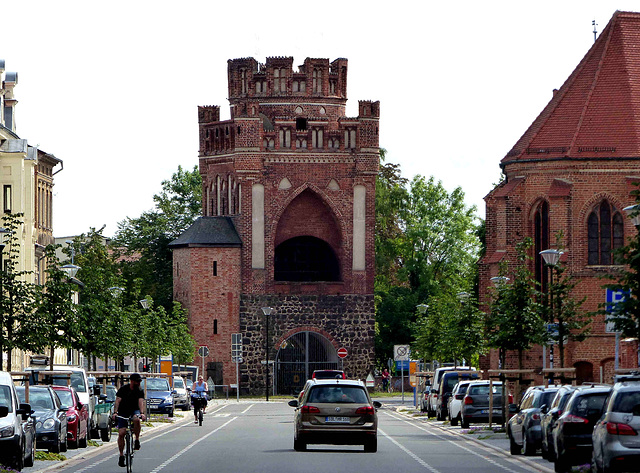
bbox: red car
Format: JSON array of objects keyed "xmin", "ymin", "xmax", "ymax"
[{"xmin": 51, "ymin": 386, "xmax": 89, "ymax": 449}]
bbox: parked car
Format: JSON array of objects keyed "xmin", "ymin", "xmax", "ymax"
[
  {"xmin": 426, "ymin": 366, "xmax": 476, "ymax": 417},
  {"xmin": 288, "ymin": 379, "xmax": 381, "ymax": 452},
  {"xmin": 172, "ymin": 376, "xmax": 190, "ymax": 411},
  {"xmin": 51, "ymin": 385, "xmax": 88, "ymax": 449},
  {"xmin": 541, "ymin": 385, "xmax": 577, "ymax": 461},
  {"xmin": 448, "ymin": 380, "xmax": 475, "ymax": 426},
  {"xmin": 311, "ymin": 370, "xmax": 346, "ymax": 380},
  {"xmin": 460, "ymin": 380, "xmax": 506, "ymax": 428},
  {"xmin": 16, "ymin": 385, "xmax": 68, "ymax": 453},
  {"xmin": 436, "ymin": 371, "xmax": 479, "ymax": 421},
  {"xmin": 90, "ymin": 384, "xmax": 115, "ymax": 441},
  {"xmin": 0, "ymin": 371, "xmax": 36, "ymax": 471},
  {"xmin": 507, "ymin": 385, "xmax": 559, "ymax": 456},
  {"xmin": 553, "ymin": 384, "xmax": 611, "ymax": 473},
  {"xmin": 142, "ymin": 377, "xmax": 176, "ymax": 416},
  {"xmin": 592, "ymin": 374, "xmax": 640, "ymax": 472}
]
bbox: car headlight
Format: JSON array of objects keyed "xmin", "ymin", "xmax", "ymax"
[
  {"xmin": 165, "ymin": 397, "xmax": 173, "ymax": 403},
  {"xmin": 67, "ymin": 414, "xmax": 77, "ymax": 422},
  {"xmin": 0, "ymin": 425, "xmax": 14, "ymax": 438},
  {"xmin": 43, "ymin": 418, "xmax": 56, "ymax": 430}
]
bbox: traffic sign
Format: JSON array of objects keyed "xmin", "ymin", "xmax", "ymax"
[
  {"xmin": 605, "ymin": 289, "xmax": 629, "ymax": 333},
  {"xmin": 337, "ymin": 347, "xmax": 348, "ymax": 359},
  {"xmin": 394, "ymin": 345, "xmax": 410, "ymax": 361},
  {"xmin": 198, "ymin": 346, "xmax": 209, "ymax": 357}
]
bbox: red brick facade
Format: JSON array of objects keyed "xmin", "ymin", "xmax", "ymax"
[
  {"xmin": 480, "ymin": 11, "xmax": 640, "ymax": 383},
  {"xmin": 173, "ymin": 57, "xmax": 379, "ymax": 393}
]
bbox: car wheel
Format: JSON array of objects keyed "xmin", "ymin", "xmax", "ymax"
[
  {"xmin": 50, "ymin": 432, "xmax": 61, "ymax": 454},
  {"xmin": 364, "ymin": 437, "xmax": 377, "ymax": 453},
  {"xmin": 461, "ymin": 416, "xmax": 469, "ymax": 429},
  {"xmin": 69, "ymin": 438, "xmax": 78, "ymax": 449},
  {"xmin": 509, "ymin": 429, "xmax": 522, "ymax": 455},
  {"xmin": 101, "ymin": 427, "xmax": 112, "ymax": 442},
  {"xmin": 24, "ymin": 439, "xmax": 35, "ymax": 467},
  {"xmin": 293, "ymin": 437, "xmax": 306, "ymax": 452},
  {"xmin": 168, "ymin": 409, "xmax": 174, "ymax": 418},
  {"xmin": 60, "ymin": 434, "xmax": 68, "ymax": 453},
  {"xmin": 523, "ymin": 431, "xmax": 535, "ymax": 456},
  {"xmin": 592, "ymin": 450, "xmax": 603, "ymax": 473},
  {"xmin": 450, "ymin": 414, "xmax": 458, "ymax": 427},
  {"xmin": 79, "ymin": 423, "xmax": 88, "ymax": 448}
]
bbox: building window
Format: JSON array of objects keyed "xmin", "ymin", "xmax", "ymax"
[
  {"xmin": 240, "ymin": 69, "xmax": 247, "ymax": 94},
  {"xmin": 312, "ymin": 129, "xmax": 323, "ymax": 149},
  {"xmin": 588, "ymin": 200, "xmax": 624, "ymax": 265},
  {"xmin": 533, "ymin": 201, "xmax": 550, "ymax": 294},
  {"xmin": 274, "ymin": 236, "xmax": 340, "ymax": 282},
  {"xmin": 296, "ymin": 118, "xmax": 307, "ymax": 131},
  {"xmin": 213, "ymin": 319, "xmax": 218, "ymax": 335},
  {"xmin": 213, "ymin": 261, "xmax": 218, "ymax": 276},
  {"xmin": 279, "ymin": 128, "xmax": 291, "ymax": 148},
  {"xmin": 313, "ymin": 69, "xmax": 322, "ymax": 93},
  {"xmin": 3, "ymin": 185, "xmax": 11, "ymax": 213}
]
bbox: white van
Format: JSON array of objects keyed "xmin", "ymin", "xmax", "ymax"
[
  {"xmin": 25, "ymin": 365, "xmax": 94, "ymax": 435},
  {"xmin": 426, "ymin": 366, "xmax": 476, "ymax": 417}
]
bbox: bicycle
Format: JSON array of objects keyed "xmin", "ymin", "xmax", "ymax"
[
  {"xmin": 191, "ymin": 392, "xmax": 206, "ymax": 426},
  {"xmin": 115, "ymin": 415, "xmax": 138, "ymax": 472}
]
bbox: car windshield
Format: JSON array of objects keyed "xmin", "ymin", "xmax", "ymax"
[
  {"xmin": 444, "ymin": 376, "xmax": 459, "ymax": 391},
  {"xmin": 538, "ymin": 391, "xmax": 557, "ymax": 408},
  {"xmin": 18, "ymin": 388, "xmax": 54, "ymax": 410},
  {"xmin": 307, "ymin": 386, "xmax": 369, "ymax": 403},
  {"xmin": 174, "ymin": 379, "xmax": 185, "ymax": 389},
  {"xmin": 55, "ymin": 390, "xmax": 74, "ymax": 408},
  {"xmin": 613, "ymin": 391, "xmax": 640, "ymax": 414},
  {"xmin": 143, "ymin": 379, "xmax": 170, "ymax": 391},
  {"xmin": 469, "ymin": 385, "xmax": 501, "ymax": 395},
  {"xmin": 0, "ymin": 386, "xmax": 13, "ymax": 412},
  {"xmin": 572, "ymin": 393, "xmax": 609, "ymax": 417},
  {"xmin": 51, "ymin": 372, "xmax": 86, "ymax": 393}
]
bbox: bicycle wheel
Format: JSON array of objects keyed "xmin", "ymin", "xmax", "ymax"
[
  {"xmin": 125, "ymin": 432, "xmax": 133, "ymax": 473},
  {"xmin": 198, "ymin": 408, "xmax": 203, "ymax": 426}
]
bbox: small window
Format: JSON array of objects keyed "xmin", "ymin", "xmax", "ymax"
[
  {"xmin": 213, "ymin": 319, "xmax": 218, "ymax": 335},
  {"xmin": 296, "ymin": 118, "xmax": 307, "ymax": 130},
  {"xmin": 213, "ymin": 261, "xmax": 218, "ymax": 276},
  {"xmin": 3, "ymin": 185, "xmax": 11, "ymax": 213}
]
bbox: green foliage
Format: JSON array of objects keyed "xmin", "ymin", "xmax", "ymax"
[
  {"xmin": 374, "ymin": 154, "xmax": 481, "ymax": 367},
  {"xmin": 486, "ymin": 239, "xmax": 545, "ymax": 368},
  {"xmin": 114, "ymin": 165, "xmax": 201, "ymax": 311}
]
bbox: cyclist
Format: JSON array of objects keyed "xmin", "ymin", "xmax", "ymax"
[
  {"xmin": 192, "ymin": 375, "xmax": 208, "ymax": 423},
  {"xmin": 113, "ymin": 373, "xmax": 146, "ymax": 468}
]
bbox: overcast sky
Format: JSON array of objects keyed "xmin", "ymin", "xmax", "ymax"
[{"xmin": 2, "ymin": 1, "xmax": 638, "ymax": 238}]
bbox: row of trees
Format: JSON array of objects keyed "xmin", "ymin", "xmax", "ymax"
[{"xmin": 0, "ymin": 165, "xmax": 202, "ymax": 372}]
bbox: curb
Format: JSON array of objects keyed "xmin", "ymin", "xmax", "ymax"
[{"xmin": 387, "ymin": 405, "xmax": 554, "ymax": 473}]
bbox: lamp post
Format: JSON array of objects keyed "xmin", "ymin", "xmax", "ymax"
[
  {"xmin": 623, "ymin": 205, "xmax": 640, "ymax": 367},
  {"xmin": 540, "ymin": 249, "xmax": 562, "ymax": 382},
  {"xmin": 262, "ymin": 307, "xmax": 273, "ymax": 401},
  {"xmin": 107, "ymin": 287, "xmax": 125, "ymax": 371},
  {"xmin": 490, "ymin": 276, "xmax": 509, "ymax": 429}
]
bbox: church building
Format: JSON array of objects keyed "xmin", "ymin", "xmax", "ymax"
[
  {"xmin": 170, "ymin": 57, "xmax": 379, "ymax": 394},
  {"xmin": 480, "ymin": 11, "xmax": 640, "ymax": 383}
]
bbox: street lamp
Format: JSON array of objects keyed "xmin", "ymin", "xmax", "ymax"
[
  {"xmin": 416, "ymin": 304, "xmax": 429, "ymax": 315},
  {"xmin": 107, "ymin": 287, "xmax": 125, "ymax": 371},
  {"xmin": 624, "ymin": 204, "xmax": 640, "ymax": 227},
  {"xmin": 262, "ymin": 306, "xmax": 273, "ymax": 401},
  {"xmin": 540, "ymin": 249, "xmax": 563, "ymax": 381}
]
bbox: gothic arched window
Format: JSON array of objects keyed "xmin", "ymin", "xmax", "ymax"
[{"xmin": 588, "ymin": 201, "xmax": 624, "ymax": 265}]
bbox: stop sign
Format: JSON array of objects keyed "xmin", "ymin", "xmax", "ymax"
[{"xmin": 337, "ymin": 347, "xmax": 348, "ymax": 359}]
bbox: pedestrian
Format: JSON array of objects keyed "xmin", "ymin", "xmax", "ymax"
[
  {"xmin": 382, "ymin": 368, "xmax": 390, "ymax": 392},
  {"xmin": 112, "ymin": 373, "xmax": 146, "ymax": 468}
]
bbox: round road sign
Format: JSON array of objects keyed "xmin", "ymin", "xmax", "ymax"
[{"xmin": 337, "ymin": 347, "xmax": 348, "ymax": 359}]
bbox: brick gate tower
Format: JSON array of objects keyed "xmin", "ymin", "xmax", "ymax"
[{"xmin": 170, "ymin": 57, "xmax": 379, "ymax": 394}]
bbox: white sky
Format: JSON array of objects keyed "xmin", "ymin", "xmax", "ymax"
[{"xmin": 2, "ymin": 0, "xmax": 638, "ymax": 238}]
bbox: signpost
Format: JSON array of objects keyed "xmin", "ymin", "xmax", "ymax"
[
  {"xmin": 231, "ymin": 334, "xmax": 242, "ymax": 402},
  {"xmin": 606, "ymin": 289, "xmax": 629, "ymax": 370},
  {"xmin": 337, "ymin": 347, "xmax": 347, "ymax": 369},
  {"xmin": 394, "ymin": 345, "xmax": 410, "ymax": 403},
  {"xmin": 198, "ymin": 346, "xmax": 209, "ymax": 382}
]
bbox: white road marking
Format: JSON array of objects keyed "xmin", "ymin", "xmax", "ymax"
[
  {"xmin": 242, "ymin": 404, "xmax": 254, "ymax": 414},
  {"xmin": 379, "ymin": 428, "xmax": 441, "ymax": 472},
  {"xmin": 149, "ymin": 417, "xmax": 238, "ymax": 473}
]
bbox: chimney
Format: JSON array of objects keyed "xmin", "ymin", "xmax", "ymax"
[
  {"xmin": 2, "ymin": 71, "xmax": 18, "ymax": 132},
  {"xmin": 552, "ymin": 88, "xmax": 559, "ymax": 97}
]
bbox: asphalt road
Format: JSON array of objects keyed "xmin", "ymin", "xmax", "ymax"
[{"xmin": 44, "ymin": 401, "xmax": 551, "ymax": 473}]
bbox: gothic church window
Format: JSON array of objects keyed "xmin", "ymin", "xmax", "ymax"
[
  {"xmin": 533, "ymin": 201, "xmax": 550, "ymax": 295},
  {"xmin": 588, "ymin": 201, "xmax": 624, "ymax": 265},
  {"xmin": 312, "ymin": 129, "xmax": 323, "ymax": 149}
]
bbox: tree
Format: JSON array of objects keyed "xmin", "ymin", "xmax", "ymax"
[
  {"xmin": 27, "ymin": 245, "xmax": 79, "ymax": 370},
  {"xmin": 487, "ymin": 239, "xmax": 545, "ymax": 369},
  {"xmin": 114, "ymin": 165, "xmax": 201, "ymax": 311},
  {"xmin": 0, "ymin": 213, "xmax": 37, "ymax": 371}
]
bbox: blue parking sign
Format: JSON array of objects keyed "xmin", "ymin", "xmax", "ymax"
[{"xmin": 605, "ymin": 289, "xmax": 629, "ymax": 333}]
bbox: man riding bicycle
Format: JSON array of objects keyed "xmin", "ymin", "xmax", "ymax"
[
  {"xmin": 192, "ymin": 375, "xmax": 208, "ymax": 423},
  {"xmin": 113, "ymin": 373, "xmax": 146, "ymax": 468}
]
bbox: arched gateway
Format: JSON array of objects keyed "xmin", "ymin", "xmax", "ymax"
[{"xmin": 275, "ymin": 331, "xmax": 339, "ymax": 395}]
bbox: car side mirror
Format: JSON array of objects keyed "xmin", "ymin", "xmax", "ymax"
[
  {"xmin": 92, "ymin": 385, "xmax": 101, "ymax": 396},
  {"xmin": 288, "ymin": 400, "xmax": 298, "ymax": 408},
  {"xmin": 17, "ymin": 403, "xmax": 32, "ymax": 421},
  {"xmin": 509, "ymin": 403, "xmax": 518, "ymax": 413},
  {"xmin": 0, "ymin": 406, "xmax": 8, "ymax": 418},
  {"xmin": 373, "ymin": 401, "xmax": 382, "ymax": 409},
  {"xmin": 540, "ymin": 404, "xmax": 548, "ymax": 414}
]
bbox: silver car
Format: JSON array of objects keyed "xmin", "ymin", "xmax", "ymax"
[
  {"xmin": 172, "ymin": 377, "xmax": 190, "ymax": 411},
  {"xmin": 592, "ymin": 374, "xmax": 640, "ymax": 472}
]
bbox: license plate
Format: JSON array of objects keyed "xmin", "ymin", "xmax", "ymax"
[
  {"xmin": 325, "ymin": 416, "xmax": 350, "ymax": 423},
  {"xmin": 480, "ymin": 409, "xmax": 501, "ymax": 414}
]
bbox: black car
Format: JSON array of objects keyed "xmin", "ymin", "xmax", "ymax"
[
  {"xmin": 507, "ymin": 385, "xmax": 559, "ymax": 456},
  {"xmin": 540, "ymin": 385, "xmax": 577, "ymax": 461},
  {"xmin": 461, "ymin": 381, "xmax": 506, "ymax": 428},
  {"xmin": 552, "ymin": 384, "xmax": 611, "ymax": 473},
  {"xmin": 16, "ymin": 386, "xmax": 68, "ymax": 453},
  {"xmin": 435, "ymin": 371, "xmax": 479, "ymax": 421}
]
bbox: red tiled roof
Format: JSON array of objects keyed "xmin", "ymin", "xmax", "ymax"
[
  {"xmin": 487, "ymin": 176, "xmax": 525, "ymax": 198},
  {"xmin": 503, "ymin": 11, "xmax": 640, "ymax": 164}
]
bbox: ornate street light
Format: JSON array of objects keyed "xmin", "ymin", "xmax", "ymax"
[
  {"xmin": 540, "ymin": 248, "xmax": 564, "ymax": 380},
  {"xmin": 262, "ymin": 307, "xmax": 274, "ymax": 401},
  {"xmin": 624, "ymin": 204, "xmax": 640, "ymax": 227}
]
